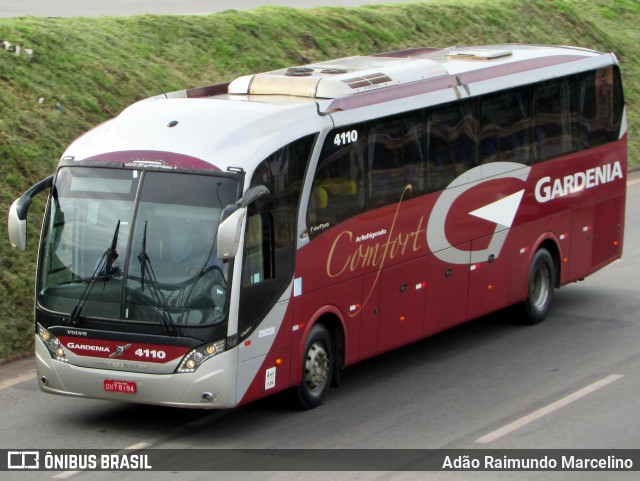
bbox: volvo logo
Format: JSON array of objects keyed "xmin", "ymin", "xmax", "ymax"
[{"xmin": 66, "ymin": 329, "xmax": 88, "ymax": 336}]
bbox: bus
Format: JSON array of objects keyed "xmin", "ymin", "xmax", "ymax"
[{"xmin": 8, "ymin": 44, "xmax": 626, "ymax": 410}]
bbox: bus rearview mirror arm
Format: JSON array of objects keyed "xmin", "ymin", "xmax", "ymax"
[
  {"xmin": 8, "ymin": 175, "xmax": 54, "ymax": 251},
  {"xmin": 216, "ymin": 185, "xmax": 269, "ymax": 260}
]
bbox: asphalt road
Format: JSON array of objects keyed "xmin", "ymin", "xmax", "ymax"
[
  {"xmin": 0, "ymin": 0, "xmax": 429, "ymax": 18},
  {"xmin": 1, "ymin": 175, "xmax": 639, "ymax": 480}
]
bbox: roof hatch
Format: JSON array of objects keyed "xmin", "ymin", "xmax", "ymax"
[
  {"xmin": 228, "ymin": 55, "xmax": 448, "ymax": 99},
  {"xmin": 445, "ymin": 49, "xmax": 513, "ymax": 60}
]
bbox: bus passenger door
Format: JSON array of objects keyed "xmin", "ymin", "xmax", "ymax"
[
  {"xmin": 377, "ymin": 257, "xmax": 427, "ymax": 353},
  {"xmin": 424, "ymin": 245, "xmax": 470, "ymax": 335}
]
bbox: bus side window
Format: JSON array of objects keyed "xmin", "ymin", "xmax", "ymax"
[
  {"xmin": 480, "ymin": 87, "xmax": 531, "ymax": 165},
  {"xmin": 242, "ymin": 211, "xmax": 274, "ymax": 286},
  {"xmin": 367, "ymin": 114, "xmax": 425, "ymax": 207},
  {"xmin": 307, "ymin": 128, "xmax": 365, "ymax": 238},
  {"xmin": 427, "ymin": 102, "xmax": 478, "ymax": 191},
  {"xmin": 579, "ymin": 66, "xmax": 625, "ymax": 147},
  {"xmin": 532, "ymin": 77, "xmax": 578, "ymax": 162}
]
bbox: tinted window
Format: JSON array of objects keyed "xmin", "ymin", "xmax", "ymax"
[
  {"xmin": 579, "ymin": 66, "xmax": 625, "ymax": 147},
  {"xmin": 427, "ymin": 102, "xmax": 478, "ymax": 191},
  {"xmin": 480, "ymin": 88, "xmax": 531, "ymax": 164},
  {"xmin": 532, "ymin": 77, "xmax": 578, "ymax": 162},
  {"xmin": 307, "ymin": 128, "xmax": 365, "ymax": 238},
  {"xmin": 251, "ymin": 135, "xmax": 313, "ymax": 253},
  {"xmin": 242, "ymin": 211, "xmax": 273, "ymax": 287},
  {"xmin": 367, "ymin": 113, "xmax": 425, "ymax": 207}
]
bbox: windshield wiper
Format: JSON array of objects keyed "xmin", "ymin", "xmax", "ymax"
[
  {"xmin": 137, "ymin": 221, "xmax": 179, "ymax": 336},
  {"xmin": 69, "ymin": 220, "xmax": 121, "ymax": 325}
]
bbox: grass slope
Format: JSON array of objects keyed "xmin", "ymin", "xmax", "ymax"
[{"xmin": 0, "ymin": 0, "xmax": 638, "ymax": 360}]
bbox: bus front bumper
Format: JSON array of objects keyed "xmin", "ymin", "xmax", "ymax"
[{"xmin": 35, "ymin": 335, "xmax": 238, "ymax": 409}]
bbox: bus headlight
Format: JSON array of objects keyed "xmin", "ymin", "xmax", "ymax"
[
  {"xmin": 37, "ymin": 324, "xmax": 68, "ymax": 363},
  {"xmin": 176, "ymin": 339, "xmax": 226, "ymax": 373}
]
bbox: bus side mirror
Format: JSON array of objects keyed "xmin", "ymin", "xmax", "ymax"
[
  {"xmin": 216, "ymin": 185, "xmax": 269, "ymax": 260},
  {"xmin": 8, "ymin": 200, "xmax": 28, "ymax": 251},
  {"xmin": 8, "ymin": 175, "xmax": 53, "ymax": 251},
  {"xmin": 217, "ymin": 208, "xmax": 247, "ymax": 260}
]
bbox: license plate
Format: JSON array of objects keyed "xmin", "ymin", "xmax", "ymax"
[{"xmin": 104, "ymin": 379, "xmax": 137, "ymax": 394}]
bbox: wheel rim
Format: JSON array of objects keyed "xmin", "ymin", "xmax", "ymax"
[
  {"xmin": 531, "ymin": 263, "xmax": 551, "ymax": 311},
  {"xmin": 305, "ymin": 341, "xmax": 330, "ymax": 391}
]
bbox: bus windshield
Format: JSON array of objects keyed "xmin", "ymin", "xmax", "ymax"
[{"xmin": 38, "ymin": 166, "xmax": 239, "ymax": 329}]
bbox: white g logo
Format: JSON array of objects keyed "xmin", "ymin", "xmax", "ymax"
[{"xmin": 427, "ymin": 162, "xmax": 531, "ymax": 264}]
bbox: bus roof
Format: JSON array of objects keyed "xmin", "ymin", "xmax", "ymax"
[
  {"xmin": 62, "ymin": 44, "xmax": 616, "ymax": 172},
  {"xmin": 199, "ymin": 44, "xmax": 608, "ymax": 101},
  {"xmin": 154, "ymin": 44, "xmax": 614, "ymax": 117}
]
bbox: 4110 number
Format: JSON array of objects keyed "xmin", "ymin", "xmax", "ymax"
[
  {"xmin": 333, "ymin": 130, "xmax": 358, "ymax": 146},
  {"xmin": 135, "ymin": 348, "xmax": 166, "ymax": 359}
]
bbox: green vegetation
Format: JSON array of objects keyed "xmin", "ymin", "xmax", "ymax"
[{"xmin": 0, "ymin": 0, "xmax": 638, "ymax": 361}]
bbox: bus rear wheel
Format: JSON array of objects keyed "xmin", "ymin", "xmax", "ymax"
[
  {"xmin": 295, "ymin": 324, "xmax": 333, "ymax": 410},
  {"xmin": 522, "ymin": 248, "xmax": 556, "ymax": 324}
]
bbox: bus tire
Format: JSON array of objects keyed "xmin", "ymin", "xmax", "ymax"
[
  {"xmin": 522, "ymin": 248, "xmax": 556, "ymax": 324},
  {"xmin": 295, "ymin": 324, "xmax": 333, "ymax": 410}
]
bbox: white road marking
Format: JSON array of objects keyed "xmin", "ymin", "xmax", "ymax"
[
  {"xmin": 476, "ymin": 373, "xmax": 624, "ymax": 444},
  {"xmin": 0, "ymin": 370, "xmax": 36, "ymax": 390},
  {"xmin": 124, "ymin": 442, "xmax": 152, "ymax": 450},
  {"xmin": 53, "ymin": 471, "xmax": 79, "ymax": 479}
]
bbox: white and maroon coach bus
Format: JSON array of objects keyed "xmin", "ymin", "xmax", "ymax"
[{"xmin": 8, "ymin": 44, "xmax": 626, "ymax": 409}]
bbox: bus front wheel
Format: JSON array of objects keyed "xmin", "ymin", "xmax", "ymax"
[
  {"xmin": 295, "ymin": 324, "xmax": 333, "ymax": 410},
  {"xmin": 522, "ymin": 248, "xmax": 556, "ymax": 324}
]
